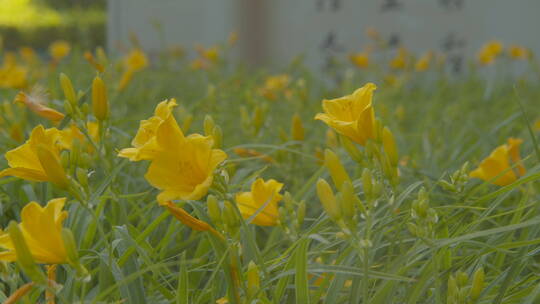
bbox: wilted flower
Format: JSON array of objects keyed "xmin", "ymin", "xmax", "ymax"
[
  {"xmin": 470, "ymin": 138, "xmax": 525, "ymax": 186},
  {"xmin": 14, "ymin": 90, "xmax": 65, "ymax": 122},
  {"xmin": 0, "ymin": 198, "xmax": 69, "ymax": 264},
  {"xmin": 235, "ymin": 178, "xmax": 284, "ymax": 226},
  {"xmin": 315, "ymin": 83, "xmax": 377, "ymax": 146}
]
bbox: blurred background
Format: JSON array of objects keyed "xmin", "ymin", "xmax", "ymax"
[{"xmin": 2, "ymin": 0, "xmax": 540, "ymax": 71}]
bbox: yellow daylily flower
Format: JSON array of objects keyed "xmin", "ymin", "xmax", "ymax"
[
  {"xmin": 0, "ymin": 198, "xmax": 68, "ymax": 264},
  {"xmin": 477, "ymin": 40, "xmax": 503, "ymax": 66},
  {"xmin": 470, "ymin": 138, "xmax": 525, "ymax": 186},
  {"xmin": 124, "ymin": 48, "xmax": 148, "ymax": 72},
  {"xmin": 315, "ymin": 83, "xmax": 377, "ymax": 146},
  {"xmin": 415, "ymin": 51, "xmax": 433, "ymax": 72},
  {"xmin": 49, "ymin": 40, "xmax": 71, "ymax": 62},
  {"xmin": 0, "ymin": 125, "xmax": 67, "ymax": 185},
  {"xmin": 349, "ymin": 52, "xmax": 369, "ymax": 68},
  {"xmin": 258, "ymin": 74, "xmax": 290, "ymax": 101},
  {"xmin": 14, "ymin": 91, "xmax": 65, "ymax": 122},
  {"xmin": 58, "ymin": 122, "xmax": 99, "ymax": 151},
  {"xmin": 145, "ymin": 132, "xmax": 227, "ymax": 204},
  {"xmin": 118, "ymin": 99, "xmax": 178, "ymax": 161},
  {"xmin": 390, "ymin": 47, "xmax": 408, "ymax": 70},
  {"xmin": 235, "ymin": 178, "xmax": 284, "ymax": 226},
  {"xmin": 508, "ymin": 45, "xmax": 531, "ymax": 60}
]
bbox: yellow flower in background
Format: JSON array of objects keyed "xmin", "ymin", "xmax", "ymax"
[
  {"xmin": 0, "ymin": 198, "xmax": 68, "ymax": 264},
  {"xmin": 235, "ymin": 178, "xmax": 283, "ymax": 226},
  {"xmin": 124, "ymin": 48, "xmax": 148, "ymax": 72},
  {"xmin": 315, "ymin": 83, "xmax": 377, "ymax": 146},
  {"xmin": 349, "ymin": 52, "xmax": 369, "ymax": 68},
  {"xmin": 0, "ymin": 125, "xmax": 67, "ymax": 186},
  {"xmin": 535, "ymin": 119, "xmax": 540, "ymax": 131},
  {"xmin": 14, "ymin": 91, "xmax": 65, "ymax": 122},
  {"xmin": 118, "ymin": 99, "xmax": 178, "ymax": 161},
  {"xmin": 477, "ymin": 40, "xmax": 503, "ymax": 66},
  {"xmin": 49, "ymin": 40, "xmax": 71, "ymax": 62},
  {"xmin": 197, "ymin": 45, "xmax": 220, "ymax": 64},
  {"xmin": 508, "ymin": 45, "xmax": 531, "ymax": 60},
  {"xmin": 258, "ymin": 74, "xmax": 290, "ymax": 101},
  {"xmin": 19, "ymin": 47, "xmax": 37, "ymax": 65},
  {"xmin": 390, "ymin": 47, "xmax": 408, "ymax": 70},
  {"xmin": 0, "ymin": 53, "xmax": 28, "ymax": 89},
  {"xmin": 415, "ymin": 51, "xmax": 433, "ymax": 72},
  {"xmin": 470, "ymin": 138, "xmax": 525, "ymax": 186}
]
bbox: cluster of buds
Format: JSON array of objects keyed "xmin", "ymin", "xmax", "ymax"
[
  {"xmin": 203, "ymin": 115, "xmax": 223, "ymax": 149},
  {"xmin": 447, "ymin": 267, "xmax": 485, "ymax": 304},
  {"xmin": 278, "ymin": 192, "xmax": 306, "ymax": 239},
  {"xmin": 207, "ymin": 195, "xmax": 241, "ymax": 237},
  {"xmin": 240, "ymin": 103, "xmax": 268, "ymax": 137},
  {"xmin": 407, "ymin": 187, "xmax": 438, "ymax": 239},
  {"xmin": 438, "ymin": 162, "xmax": 470, "ymax": 193}
]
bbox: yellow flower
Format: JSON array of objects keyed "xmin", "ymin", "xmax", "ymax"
[
  {"xmin": 14, "ymin": 91, "xmax": 65, "ymax": 122},
  {"xmin": 124, "ymin": 48, "xmax": 148, "ymax": 72},
  {"xmin": 0, "ymin": 198, "xmax": 68, "ymax": 264},
  {"xmin": 349, "ymin": 52, "xmax": 369, "ymax": 68},
  {"xmin": 390, "ymin": 47, "xmax": 408, "ymax": 70},
  {"xmin": 258, "ymin": 74, "xmax": 290, "ymax": 100},
  {"xmin": 0, "ymin": 125, "xmax": 67, "ymax": 185},
  {"xmin": 415, "ymin": 51, "xmax": 433, "ymax": 72},
  {"xmin": 19, "ymin": 47, "xmax": 37, "ymax": 64},
  {"xmin": 198, "ymin": 45, "xmax": 220, "ymax": 64},
  {"xmin": 0, "ymin": 54, "xmax": 28, "ymax": 89},
  {"xmin": 118, "ymin": 99, "xmax": 178, "ymax": 161},
  {"xmin": 508, "ymin": 45, "xmax": 531, "ymax": 60},
  {"xmin": 470, "ymin": 138, "xmax": 525, "ymax": 186},
  {"xmin": 145, "ymin": 132, "xmax": 227, "ymax": 204},
  {"xmin": 49, "ymin": 40, "xmax": 71, "ymax": 62},
  {"xmin": 315, "ymin": 83, "xmax": 377, "ymax": 146},
  {"xmin": 235, "ymin": 178, "xmax": 283, "ymax": 226},
  {"xmin": 58, "ymin": 122, "xmax": 99, "ymax": 151},
  {"xmin": 477, "ymin": 41, "xmax": 503, "ymax": 65}
]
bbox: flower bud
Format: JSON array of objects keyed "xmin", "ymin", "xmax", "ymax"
[
  {"xmin": 316, "ymin": 178, "xmax": 341, "ymax": 221},
  {"xmin": 456, "ymin": 271, "xmax": 468, "ymax": 287},
  {"xmin": 362, "ymin": 169, "xmax": 373, "ymax": 200},
  {"xmin": 291, "ymin": 113, "xmax": 305, "ymax": 141},
  {"xmin": 92, "ymin": 76, "xmax": 108, "ymax": 121},
  {"xmin": 36, "ymin": 145, "xmax": 69, "ymax": 189},
  {"xmin": 61, "ymin": 228, "xmax": 89, "ymax": 280},
  {"xmin": 76, "ymin": 168, "xmax": 88, "ymax": 188},
  {"xmin": 59, "ymin": 73, "xmax": 77, "ymax": 107},
  {"xmin": 212, "ymin": 125, "xmax": 223, "ymax": 149},
  {"xmin": 382, "ymin": 127, "xmax": 398, "ymax": 167},
  {"xmin": 207, "ymin": 195, "xmax": 222, "ymax": 226},
  {"xmin": 470, "ymin": 267, "xmax": 484, "ymax": 300},
  {"xmin": 296, "ymin": 200, "xmax": 306, "ymax": 227},
  {"xmin": 447, "ymin": 275, "xmax": 459, "ymax": 304},
  {"xmin": 253, "ymin": 105, "xmax": 265, "ymax": 135},
  {"xmin": 247, "ymin": 261, "xmax": 260, "ymax": 299},
  {"xmin": 182, "ymin": 114, "xmax": 193, "ymax": 133},
  {"xmin": 204, "ymin": 115, "xmax": 215, "ymax": 136},
  {"xmin": 222, "ymin": 200, "xmax": 240, "ymax": 233},
  {"xmin": 324, "ymin": 149, "xmax": 351, "ymax": 190},
  {"xmin": 340, "ymin": 135, "xmax": 363, "ymax": 163},
  {"xmin": 8, "ymin": 221, "xmax": 45, "ymax": 283}
]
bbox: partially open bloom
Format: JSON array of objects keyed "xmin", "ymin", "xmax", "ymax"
[
  {"xmin": 477, "ymin": 41, "xmax": 503, "ymax": 66},
  {"xmin": 235, "ymin": 178, "xmax": 284, "ymax": 226},
  {"xmin": 118, "ymin": 99, "xmax": 177, "ymax": 161},
  {"xmin": 14, "ymin": 90, "xmax": 65, "ymax": 122},
  {"xmin": 0, "ymin": 198, "xmax": 68, "ymax": 264},
  {"xmin": 49, "ymin": 40, "xmax": 71, "ymax": 62},
  {"xmin": 315, "ymin": 83, "xmax": 377, "ymax": 146},
  {"xmin": 0, "ymin": 125, "xmax": 68, "ymax": 187},
  {"xmin": 470, "ymin": 138, "xmax": 525, "ymax": 186},
  {"xmin": 508, "ymin": 45, "xmax": 531, "ymax": 60},
  {"xmin": 349, "ymin": 52, "xmax": 369, "ymax": 68}
]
